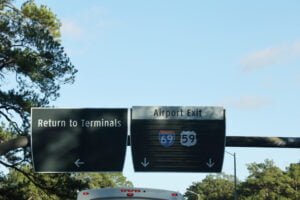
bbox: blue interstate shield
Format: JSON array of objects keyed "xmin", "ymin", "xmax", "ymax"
[{"xmin": 158, "ymin": 130, "xmax": 176, "ymax": 147}]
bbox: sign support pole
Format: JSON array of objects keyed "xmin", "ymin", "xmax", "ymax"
[
  {"xmin": 226, "ymin": 151, "xmax": 238, "ymax": 200},
  {"xmin": 226, "ymin": 136, "xmax": 300, "ymax": 148},
  {"xmin": 127, "ymin": 136, "xmax": 300, "ymax": 148}
]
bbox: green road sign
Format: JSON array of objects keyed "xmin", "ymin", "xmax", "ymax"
[
  {"xmin": 31, "ymin": 108, "xmax": 128, "ymax": 172},
  {"xmin": 131, "ymin": 106, "xmax": 226, "ymax": 172}
]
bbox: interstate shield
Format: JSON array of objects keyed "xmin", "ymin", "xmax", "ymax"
[{"xmin": 158, "ymin": 130, "xmax": 176, "ymax": 147}]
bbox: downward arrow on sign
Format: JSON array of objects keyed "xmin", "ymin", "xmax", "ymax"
[
  {"xmin": 141, "ymin": 157, "xmax": 149, "ymax": 167},
  {"xmin": 206, "ymin": 158, "xmax": 215, "ymax": 168}
]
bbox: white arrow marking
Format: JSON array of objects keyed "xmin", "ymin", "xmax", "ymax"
[
  {"xmin": 206, "ymin": 158, "xmax": 215, "ymax": 168},
  {"xmin": 141, "ymin": 157, "xmax": 149, "ymax": 167},
  {"xmin": 75, "ymin": 159, "xmax": 85, "ymax": 168}
]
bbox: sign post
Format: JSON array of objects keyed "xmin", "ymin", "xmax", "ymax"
[
  {"xmin": 31, "ymin": 108, "xmax": 128, "ymax": 172},
  {"xmin": 131, "ymin": 106, "xmax": 226, "ymax": 172}
]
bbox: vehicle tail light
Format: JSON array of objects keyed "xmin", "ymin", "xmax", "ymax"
[
  {"xmin": 171, "ymin": 193, "xmax": 178, "ymax": 197},
  {"xmin": 127, "ymin": 193, "xmax": 134, "ymax": 197},
  {"xmin": 83, "ymin": 192, "xmax": 89, "ymax": 196}
]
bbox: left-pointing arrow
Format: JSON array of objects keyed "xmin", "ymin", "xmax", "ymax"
[{"xmin": 75, "ymin": 159, "xmax": 85, "ymax": 168}]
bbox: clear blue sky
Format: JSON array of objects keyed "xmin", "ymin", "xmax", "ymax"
[{"xmin": 31, "ymin": 0, "xmax": 300, "ymax": 193}]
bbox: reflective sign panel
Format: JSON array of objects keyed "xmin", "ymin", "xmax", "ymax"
[
  {"xmin": 31, "ymin": 108, "xmax": 128, "ymax": 172},
  {"xmin": 131, "ymin": 106, "xmax": 226, "ymax": 172}
]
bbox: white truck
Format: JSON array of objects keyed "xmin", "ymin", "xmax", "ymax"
[{"xmin": 77, "ymin": 187, "xmax": 184, "ymax": 200}]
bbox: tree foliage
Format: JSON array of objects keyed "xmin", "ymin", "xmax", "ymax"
[
  {"xmin": 0, "ymin": 0, "xmax": 78, "ymax": 195},
  {"xmin": 0, "ymin": 0, "xmax": 77, "ymax": 138},
  {"xmin": 0, "ymin": 2, "xmax": 135, "ymax": 200},
  {"xmin": 0, "ymin": 0, "xmax": 77, "ymax": 163},
  {"xmin": 184, "ymin": 160, "xmax": 300, "ymax": 200},
  {"xmin": 185, "ymin": 173, "xmax": 235, "ymax": 200},
  {"xmin": 239, "ymin": 159, "xmax": 295, "ymax": 200},
  {"xmin": 286, "ymin": 163, "xmax": 300, "ymax": 199},
  {"xmin": 0, "ymin": 164, "xmax": 133, "ymax": 200}
]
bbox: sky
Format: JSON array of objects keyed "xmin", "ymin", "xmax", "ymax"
[{"xmin": 20, "ymin": 0, "xmax": 300, "ymax": 194}]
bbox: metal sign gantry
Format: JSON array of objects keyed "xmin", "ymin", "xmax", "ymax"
[{"xmin": 29, "ymin": 106, "xmax": 300, "ymax": 173}]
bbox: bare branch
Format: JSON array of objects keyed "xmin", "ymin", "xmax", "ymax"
[{"xmin": 0, "ymin": 110, "xmax": 24, "ymax": 135}]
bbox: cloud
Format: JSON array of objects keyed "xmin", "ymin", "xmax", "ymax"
[
  {"xmin": 240, "ymin": 40, "xmax": 300, "ymax": 72},
  {"xmin": 60, "ymin": 5, "xmax": 118, "ymax": 42},
  {"xmin": 61, "ymin": 19, "xmax": 84, "ymax": 39},
  {"xmin": 222, "ymin": 96, "xmax": 271, "ymax": 110}
]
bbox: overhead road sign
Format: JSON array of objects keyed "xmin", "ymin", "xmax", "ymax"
[
  {"xmin": 31, "ymin": 108, "xmax": 128, "ymax": 172},
  {"xmin": 131, "ymin": 106, "xmax": 226, "ymax": 172}
]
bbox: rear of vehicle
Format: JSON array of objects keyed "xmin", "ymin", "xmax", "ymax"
[{"xmin": 77, "ymin": 187, "xmax": 184, "ymax": 200}]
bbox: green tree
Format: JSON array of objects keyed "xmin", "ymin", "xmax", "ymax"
[
  {"xmin": 0, "ymin": 0, "xmax": 77, "ymax": 159},
  {"xmin": 0, "ymin": 0, "xmax": 80, "ymax": 198},
  {"xmin": 185, "ymin": 173, "xmax": 235, "ymax": 200},
  {"xmin": 0, "ymin": 2, "xmax": 135, "ymax": 200},
  {"xmin": 0, "ymin": 165, "xmax": 86, "ymax": 200},
  {"xmin": 286, "ymin": 162, "xmax": 300, "ymax": 199},
  {"xmin": 239, "ymin": 159, "xmax": 295, "ymax": 200},
  {"xmin": 74, "ymin": 173, "xmax": 133, "ymax": 189},
  {"xmin": 0, "ymin": 164, "xmax": 133, "ymax": 200}
]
